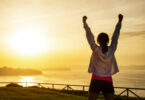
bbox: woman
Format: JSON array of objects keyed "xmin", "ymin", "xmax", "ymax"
[{"xmin": 82, "ymin": 14, "xmax": 123, "ymax": 100}]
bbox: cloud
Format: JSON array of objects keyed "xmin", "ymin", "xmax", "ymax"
[
  {"xmin": 120, "ymin": 65, "xmax": 145, "ymax": 70},
  {"xmin": 121, "ymin": 31, "xmax": 145, "ymax": 38}
]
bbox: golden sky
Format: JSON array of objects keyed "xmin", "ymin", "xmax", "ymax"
[{"xmin": 0, "ymin": 0, "xmax": 145, "ymax": 69}]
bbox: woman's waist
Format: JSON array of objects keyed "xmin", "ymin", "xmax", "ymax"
[{"xmin": 92, "ymin": 74, "xmax": 113, "ymax": 81}]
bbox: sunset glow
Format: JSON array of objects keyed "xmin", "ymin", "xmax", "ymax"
[
  {"xmin": 5, "ymin": 24, "xmax": 54, "ymax": 57},
  {"xmin": 0, "ymin": 0, "xmax": 145, "ymax": 68},
  {"xmin": 20, "ymin": 76, "xmax": 36, "ymax": 87},
  {"xmin": 10, "ymin": 28, "xmax": 46, "ymax": 56}
]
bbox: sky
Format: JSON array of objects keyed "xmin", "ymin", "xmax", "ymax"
[{"xmin": 0, "ymin": 0, "xmax": 145, "ymax": 69}]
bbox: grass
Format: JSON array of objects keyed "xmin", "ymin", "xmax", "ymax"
[
  {"xmin": 0, "ymin": 87, "xmax": 144, "ymax": 100},
  {"xmin": 0, "ymin": 87, "xmax": 89, "ymax": 100}
]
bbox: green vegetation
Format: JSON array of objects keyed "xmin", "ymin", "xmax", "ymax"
[
  {"xmin": 0, "ymin": 87, "xmax": 144, "ymax": 100},
  {"xmin": 6, "ymin": 83, "xmax": 23, "ymax": 87},
  {"xmin": 0, "ymin": 87, "xmax": 89, "ymax": 100}
]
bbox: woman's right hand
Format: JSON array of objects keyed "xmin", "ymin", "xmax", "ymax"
[
  {"xmin": 83, "ymin": 16, "xmax": 87, "ymax": 23},
  {"xmin": 118, "ymin": 14, "xmax": 123, "ymax": 22}
]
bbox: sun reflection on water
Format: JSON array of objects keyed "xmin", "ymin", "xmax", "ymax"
[{"xmin": 20, "ymin": 76, "xmax": 37, "ymax": 87}]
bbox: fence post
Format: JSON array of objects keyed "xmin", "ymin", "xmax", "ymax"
[
  {"xmin": 52, "ymin": 84, "xmax": 54, "ymax": 89},
  {"xmin": 127, "ymin": 88, "xmax": 129, "ymax": 99},
  {"xmin": 83, "ymin": 86, "xmax": 85, "ymax": 92},
  {"xmin": 38, "ymin": 83, "xmax": 41, "ymax": 88},
  {"xmin": 26, "ymin": 82, "xmax": 27, "ymax": 87},
  {"xmin": 67, "ymin": 85, "xmax": 69, "ymax": 91}
]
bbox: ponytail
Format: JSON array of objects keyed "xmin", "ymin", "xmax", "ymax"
[{"xmin": 102, "ymin": 43, "xmax": 108, "ymax": 54}]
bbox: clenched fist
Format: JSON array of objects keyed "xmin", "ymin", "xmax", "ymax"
[
  {"xmin": 83, "ymin": 16, "xmax": 87, "ymax": 23},
  {"xmin": 118, "ymin": 14, "xmax": 123, "ymax": 22}
]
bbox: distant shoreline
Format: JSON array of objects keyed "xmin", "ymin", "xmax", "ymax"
[{"xmin": 0, "ymin": 67, "xmax": 42, "ymax": 76}]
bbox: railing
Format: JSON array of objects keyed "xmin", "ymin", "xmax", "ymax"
[{"xmin": 0, "ymin": 82, "xmax": 145, "ymax": 100}]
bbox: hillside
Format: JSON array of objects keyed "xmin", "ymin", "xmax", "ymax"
[{"xmin": 0, "ymin": 87, "xmax": 88, "ymax": 100}]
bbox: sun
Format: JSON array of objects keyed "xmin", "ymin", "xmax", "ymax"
[{"xmin": 7, "ymin": 24, "xmax": 51, "ymax": 56}]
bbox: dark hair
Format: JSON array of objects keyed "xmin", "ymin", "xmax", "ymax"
[{"xmin": 97, "ymin": 32, "xmax": 109, "ymax": 54}]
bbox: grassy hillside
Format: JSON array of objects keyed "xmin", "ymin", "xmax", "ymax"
[
  {"xmin": 0, "ymin": 87, "xmax": 89, "ymax": 100},
  {"xmin": 0, "ymin": 87, "xmax": 143, "ymax": 100}
]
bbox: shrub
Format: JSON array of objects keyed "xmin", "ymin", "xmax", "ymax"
[{"xmin": 6, "ymin": 83, "xmax": 23, "ymax": 87}]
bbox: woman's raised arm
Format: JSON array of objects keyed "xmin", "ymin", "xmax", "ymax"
[
  {"xmin": 83, "ymin": 16, "xmax": 98, "ymax": 51},
  {"xmin": 110, "ymin": 14, "xmax": 123, "ymax": 51}
]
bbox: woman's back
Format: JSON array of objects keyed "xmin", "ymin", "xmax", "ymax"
[{"xmin": 89, "ymin": 46, "xmax": 118, "ymax": 76}]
